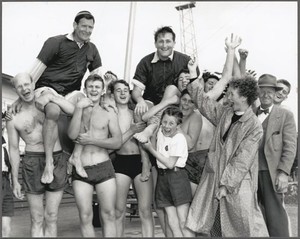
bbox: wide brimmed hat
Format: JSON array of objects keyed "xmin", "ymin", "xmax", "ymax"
[{"xmin": 258, "ymin": 74, "xmax": 283, "ymax": 90}]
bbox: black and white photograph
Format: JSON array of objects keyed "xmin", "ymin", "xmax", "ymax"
[{"xmin": 2, "ymin": 1, "xmax": 298, "ymax": 237}]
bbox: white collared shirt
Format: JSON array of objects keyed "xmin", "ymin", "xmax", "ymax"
[
  {"xmin": 66, "ymin": 32, "xmax": 88, "ymax": 49},
  {"xmin": 151, "ymin": 51, "xmax": 174, "ymax": 63},
  {"xmin": 258, "ymin": 104, "xmax": 274, "ymax": 123}
]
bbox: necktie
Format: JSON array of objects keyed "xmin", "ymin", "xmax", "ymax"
[{"xmin": 257, "ymin": 107, "xmax": 269, "ymax": 115}]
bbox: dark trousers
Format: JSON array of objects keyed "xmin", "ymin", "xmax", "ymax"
[{"xmin": 257, "ymin": 171, "xmax": 290, "ymax": 237}]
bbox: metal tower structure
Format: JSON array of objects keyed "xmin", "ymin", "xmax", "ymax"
[{"xmin": 175, "ymin": 2, "xmax": 198, "ymax": 59}]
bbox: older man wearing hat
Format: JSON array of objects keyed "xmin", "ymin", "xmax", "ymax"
[
  {"xmin": 9, "ymin": 10, "xmax": 103, "ymax": 185},
  {"xmin": 256, "ymin": 74, "xmax": 297, "ymax": 237}
]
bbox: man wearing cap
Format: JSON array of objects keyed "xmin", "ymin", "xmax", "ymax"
[
  {"xmin": 10, "ymin": 11, "xmax": 102, "ymax": 184},
  {"xmin": 256, "ymin": 74, "xmax": 297, "ymax": 237}
]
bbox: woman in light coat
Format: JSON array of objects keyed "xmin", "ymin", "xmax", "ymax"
[{"xmin": 185, "ymin": 35, "xmax": 268, "ymax": 237}]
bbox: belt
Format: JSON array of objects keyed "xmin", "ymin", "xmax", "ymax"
[
  {"xmin": 157, "ymin": 167, "xmax": 183, "ymax": 175},
  {"xmin": 2, "ymin": 171, "xmax": 9, "ymax": 177}
]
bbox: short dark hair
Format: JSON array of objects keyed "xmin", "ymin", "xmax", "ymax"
[
  {"xmin": 84, "ymin": 74, "xmax": 104, "ymax": 88},
  {"xmin": 154, "ymin": 26, "xmax": 176, "ymax": 42},
  {"xmin": 229, "ymin": 76, "xmax": 259, "ymax": 106},
  {"xmin": 105, "ymin": 71, "xmax": 118, "ymax": 80},
  {"xmin": 202, "ymin": 71, "xmax": 220, "ymax": 83},
  {"xmin": 109, "ymin": 79, "xmax": 130, "ymax": 93},
  {"xmin": 277, "ymin": 79, "xmax": 291, "ymax": 93},
  {"xmin": 161, "ymin": 106, "xmax": 183, "ymax": 125},
  {"xmin": 74, "ymin": 10, "xmax": 95, "ymax": 24},
  {"xmin": 180, "ymin": 89, "xmax": 190, "ymax": 98},
  {"xmin": 173, "ymin": 68, "xmax": 190, "ymax": 86}
]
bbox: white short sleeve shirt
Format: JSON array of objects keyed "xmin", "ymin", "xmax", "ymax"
[{"xmin": 156, "ymin": 127, "xmax": 188, "ymax": 169}]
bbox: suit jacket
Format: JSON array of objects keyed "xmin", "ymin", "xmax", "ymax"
[{"xmin": 256, "ymin": 105, "xmax": 297, "ymax": 191}]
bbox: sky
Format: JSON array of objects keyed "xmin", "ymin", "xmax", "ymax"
[{"xmin": 2, "ymin": 1, "xmax": 298, "ymax": 123}]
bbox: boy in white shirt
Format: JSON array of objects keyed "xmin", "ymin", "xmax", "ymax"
[{"xmin": 142, "ymin": 106, "xmax": 193, "ymax": 237}]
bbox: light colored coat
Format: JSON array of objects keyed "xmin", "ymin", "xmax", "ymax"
[
  {"xmin": 255, "ymin": 105, "xmax": 297, "ymax": 191},
  {"xmin": 185, "ymin": 87, "xmax": 269, "ymax": 237}
]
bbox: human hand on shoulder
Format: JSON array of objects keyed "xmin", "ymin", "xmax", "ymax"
[{"xmin": 77, "ymin": 97, "xmax": 93, "ymax": 109}]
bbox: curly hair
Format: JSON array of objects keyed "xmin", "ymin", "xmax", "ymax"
[
  {"xmin": 229, "ymin": 76, "xmax": 259, "ymax": 106},
  {"xmin": 161, "ymin": 106, "xmax": 183, "ymax": 125}
]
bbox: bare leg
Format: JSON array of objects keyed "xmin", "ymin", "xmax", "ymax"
[
  {"xmin": 2, "ymin": 217, "xmax": 11, "ymax": 237},
  {"xmin": 68, "ymin": 144, "xmax": 88, "ymax": 178},
  {"xmin": 41, "ymin": 102, "xmax": 60, "ymax": 184},
  {"xmin": 44, "ymin": 190, "xmax": 64, "ymax": 237},
  {"xmin": 73, "ymin": 180, "xmax": 95, "ymax": 237},
  {"xmin": 27, "ymin": 193, "xmax": 45, "ymax": 237},
  {"xmin": 134, "ymin": 172, "xmax": 154, "ymax": 237},
  {"xmin": 176, "ymin": 203, "xmax": 195, "ymax": 237},
  {"xmin": 139, "ymin": 144, "xmax": 152, "ymax": 182},
  {"xmin": 141, "ymin": 85, "xmax": 180, "ymax": 122},
  {"xmin": 115, "ymin": 174, "xmax": 132, "ymax": 237},
  {"xmin": 165, "ymin": 206, "xmax": 184, "ymax": 237},
  {"xmin": 134, "ymin": 123, "xmax": 158, "ymax": 144},
  {"xmin": 96, "ymin": 178, "xmax": 117, "ymax": 237}
]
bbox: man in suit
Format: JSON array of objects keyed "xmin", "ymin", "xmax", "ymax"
[{"xmin": 256, "ymin": 74, "xmax": 297, "ymax": 237}]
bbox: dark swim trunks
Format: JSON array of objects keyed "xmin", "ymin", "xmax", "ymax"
[
  {"xmin": 72, "ymin": 159, "xmax": 115, "ymax": 186},
  {"xmin": 113, "ymin": 154, "xmax": 143, "ymax": 180},
  {"xmin": 184, "ymin": 149, "xmax": 208, "ymax": 184},
  {"xmin": 22, "ymin": 150, "xmax": 68, "ymax": 194}
]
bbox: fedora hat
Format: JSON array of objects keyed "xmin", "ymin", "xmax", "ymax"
[{"xmin": 258, "ymin": 74, "xmax": 283, "ymax": 90}]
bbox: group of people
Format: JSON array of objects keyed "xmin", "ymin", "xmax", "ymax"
[{"xmin": 2, "ymin": 10, "xmax": 297, "ymax": 238}]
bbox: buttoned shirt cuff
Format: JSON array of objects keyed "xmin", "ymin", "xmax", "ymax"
[{"xmin": 131, "ymin": 79, "xmax": 146, "ymax": 91}]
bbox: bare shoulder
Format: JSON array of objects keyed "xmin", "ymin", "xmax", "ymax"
[{"xmin": 191, "ymin": 110, "xmax": 202, "ymax": 121}]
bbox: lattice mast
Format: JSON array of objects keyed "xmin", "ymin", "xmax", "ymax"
[{"xmin": 175, "ymin": 2, "xmax": 198, "ymax": 59}]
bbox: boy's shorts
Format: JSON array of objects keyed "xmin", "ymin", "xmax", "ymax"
[
  {"xmin": 22, "ymin": 150, "xmax": 68, "ymax": 194},
  {"xmin": 2, "ymin": 172, "xmax": 14, "ymax": 217},
  {"xmin": 155, "ymin": 167, "xmax": 192, "ymax": 208},
  {"xmin": 72, "ymin": 159, "xmax": 115, "ymax": 187}
]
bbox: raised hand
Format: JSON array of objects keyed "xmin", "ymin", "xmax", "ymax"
[
  {"xmin": 187, "ymin": 56, "xmax": 198, "ymax": 76},
  {"xmin": 245, "ymin": 69, "xmax": 257, "ymax": 78},
  {"xmin": 238, "ymin": 48, "xmax": 248, "ymax": 60},
  {"xmin": 225, "ymin": 33, "xmax": 242, "ymax": 49}
]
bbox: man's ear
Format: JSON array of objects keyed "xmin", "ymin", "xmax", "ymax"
[
  {"xmin": 73, "ymin": 21, "xmax": 77, "ymax": 30},
  {"xmin": 83, "ymin": 88, "xmax": 86, "ymax": 95}
]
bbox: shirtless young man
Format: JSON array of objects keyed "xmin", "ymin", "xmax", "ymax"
[
  {"xmin": 6, "ymin": 73, "xmax": 69, "ymax": 237},
  {"xmin": 67, "ymin": 74, "xmax": 122, "ymax": 237},
  {"xmin": 110, "ymin": 80, "xmax": 154, "ymax": 237}
]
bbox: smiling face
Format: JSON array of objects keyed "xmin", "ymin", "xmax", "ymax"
[
  {"xmin": 179, "ymin": 93, "xmax": 195, "ymax": 116},
  {"xmin": 227, "ymin": 86, "xmax": 247, "ymax": 112},
  {"xmin": 13, "ymin": 73, "xmax": 35, "ymax": 103},
  {"xmin": 84, "ymin": 79, "xmax": 104, "ymax": 103},
  {"xmin": 177, "ymin": 72, "xmax": 191, "ymax": 92},
  {"xmin": 161, "ymin": 114, "xmax": 179, "ymax": 137},
  {"xmin": 155, "ymin": 32, "xmax": 175, "ymax": 60},
  {"xmin": 274, "ymin": 82, "xmax": 290, "ymax": 104},
  {"xmin": 113, "ymin": 82, "xmax": 130, "ymax": 105},
  {"xmin": 73, "ymin": 18, "xmax": 94, "ymax": 43},
  {"xmin": 258, "ymin": 86, "xmax": 276, "ymax": 108}
]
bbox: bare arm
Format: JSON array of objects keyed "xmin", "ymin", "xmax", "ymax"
[
  {"xmin": 238, "ymin": 49, "xmax": 248, "ymax": 77},
  {"xmin": 6, "ymin": 120, "xmax": 24, "ymax": 200},
  {"xmin": 206, "ymin": 34, "xmax": 242, "ymax": 100},
  {"xmin": 68, "ymin": 98, "xmax": 93, "ymax": 140},
  {"xmin": 143, "ymin": 141, "xmax": 179, "ymax": 169},
  {"xmin": 180, "ymin": 113, "xmax": 202, "ymax": 151},
  {"xmin": 121, "ymin": 122, "xmax": 146, "ymax": 144},
  {"xmin": 132, "ymin": 85, "xmax": 149, "ymax": 116},
  {"xmin": 76, "ymin": 109, "xmax": 122, "ymax": 149},
  {"xmin": 29, "ymin": 59, "xmax": 47, "ymax": 84}
]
